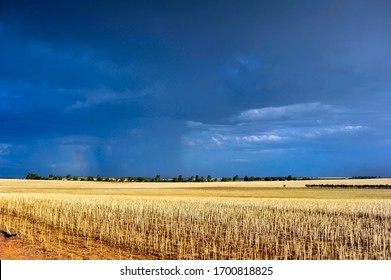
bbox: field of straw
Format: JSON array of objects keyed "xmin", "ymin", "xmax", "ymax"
[{"xmin": 0, "ymin": 179, "xmax": 390, "ymax": 260}]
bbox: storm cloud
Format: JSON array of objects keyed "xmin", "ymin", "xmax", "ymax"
[{"xmin": 1, "ymin": 0, "xmax": 391, "ymax": 177}]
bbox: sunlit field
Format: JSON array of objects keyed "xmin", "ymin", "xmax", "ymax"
[{"xmin": 0, "ymin": 179, "xmax": 390, "ymax": 259}]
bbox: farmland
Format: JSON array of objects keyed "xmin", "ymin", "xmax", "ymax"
[{"xmin": 0, "ymin": 179, "xmax": 390, "ymax": 259}]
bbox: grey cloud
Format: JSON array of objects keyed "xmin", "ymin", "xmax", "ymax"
[
  {"xmin": 67, "ymin": 87, "xmax": 155, "ymax": 110},
  {"xmin": 235, "ymin": 103, "xmax": 337, "ymax": 122}
]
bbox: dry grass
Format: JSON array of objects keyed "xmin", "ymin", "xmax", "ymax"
[
  {"xmin": 1, "ymin": 179, "xmax": 390, "ymax": 260},
  {"xmin": 1, "ymin": 178, "xmax": 391, "ymax": 199},
  {"xmin": 1, "ymin": 179, "xmax": 390, "ymax": 259}
]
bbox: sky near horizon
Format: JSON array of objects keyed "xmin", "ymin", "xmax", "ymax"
[{"xmin": 1, "ymin": 0, "xmax": 391, "ymax": 178}]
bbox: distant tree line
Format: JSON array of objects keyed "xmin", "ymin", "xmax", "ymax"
[
  {"xmin": 350, "ymin": 176, "xmax": 380, "ymax": 179},
  {"xmin": 25, "ymin": 173, "xmax": 303, "ymax": 182},
  {"xmin": 27, "ymin": 173, "xmax": 383, "ymax": 183},
  {"xmin": 306, "ymin": 184, "xmax": 391, "ymax": 189}
]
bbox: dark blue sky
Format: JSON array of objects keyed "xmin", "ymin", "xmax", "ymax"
[{"xmin": 1, "ymin": 0, "xmax": 391, "ymax": 178}]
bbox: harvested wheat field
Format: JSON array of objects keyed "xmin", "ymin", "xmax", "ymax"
[{"xmin": 0, "ymin": 179, "xmax": 390, "ymax": 260}]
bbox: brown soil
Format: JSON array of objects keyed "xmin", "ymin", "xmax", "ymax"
[
  {"xmin": 0, "ymin": 232, "xmax": 150, "ymax": 260},
  {"xmin": 0, "ymin": 235, "xmax": 37, "ymax": 260}
]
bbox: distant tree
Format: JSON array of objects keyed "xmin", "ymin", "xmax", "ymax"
[
  {"xmin": 154, "ymin": 175, "xmax": 161, "ymax": 182},
  {"xmin": 73, "ymin": 176, "xmax": 78, "ymax": 181},
  {"xmin": 48, "ymin": 174, "xmax": 54, "ymax": 180},
  {"xmin": 189, "ymin": 176, "xmax": 195, "ymax": 182},
  {"xmin": 87, "ymin": 176, "xmax": 94, "ymax": 181},
  {"xmin": 244, "ymin": 176, "xmax": 249, "ymax": 181},
  {"xmin": 26, "ymin": 173, "xmax": 42, "ymax": 180},
  {"xmin": 207, "ymin": 175, "xmax": 212, "ymax": 182},
  {"xmin": 287, "ymin": 175, "xmax": 293, "ymax": 181},
  {"xmin": 200, "ymin": 176, "xmax": 205, "ymax": 182},
  {"xmin": 66, "ymin": 174, "xmax": 72, "ymax": 180},
  {"xmin": 233, "ymin": 175, "xmax": 239, "ymax": 181},
  {"xmin": 178, "ymin": 175, "xmax": 184, "ymax": 182},
  {"xmin": 195, "ymin": 175, "xmax": 200, "ymax": 182}
]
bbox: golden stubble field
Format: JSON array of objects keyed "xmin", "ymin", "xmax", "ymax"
[{"xmin": 0, "ymin": 179, "xmax": 390, "ymax": 260}]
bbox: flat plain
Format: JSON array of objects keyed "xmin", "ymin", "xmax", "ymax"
[{"xmin": 0, "ymin": 178, "xmax": 390, "ymax": 259}]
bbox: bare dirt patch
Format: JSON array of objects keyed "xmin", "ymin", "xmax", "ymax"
[
  {"xmin": 0, "ymin": 230, "xmax": 152, "ymax": 260},
  {"xmin": 0, "ymin": 234, "xmax": 47, "ymax": 260}
]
